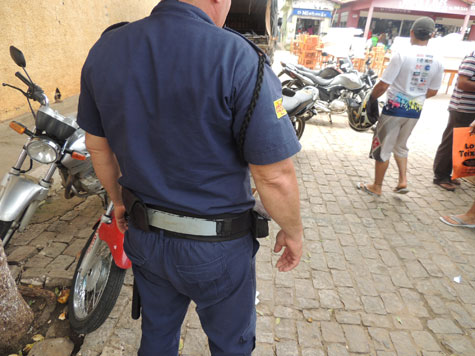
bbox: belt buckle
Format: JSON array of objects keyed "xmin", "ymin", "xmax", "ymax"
[{"xmin": 215, "ymin": 218, "xmax": 232, "ymax": 236}]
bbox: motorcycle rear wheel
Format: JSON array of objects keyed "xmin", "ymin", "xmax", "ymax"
[
  {"xmin": 0, "ymin": 220, "xmax": 14, "ymax": 247},
  {"xmin": 69, "ymin": 225, "xmax": 126, "ymax": 334},
  {"xmin": 293, "ymin": 116, "xmax": 306, "ymax": 140}
]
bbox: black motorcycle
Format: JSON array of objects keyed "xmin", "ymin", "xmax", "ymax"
[{"xmin": 282, "ymin": 86, "xmax": 318, "ymax": 140}]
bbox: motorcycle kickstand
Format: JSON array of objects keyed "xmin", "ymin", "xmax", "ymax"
[{"xmin": 328, "ymin": 114, "xmax": 333, "ymax": 124}]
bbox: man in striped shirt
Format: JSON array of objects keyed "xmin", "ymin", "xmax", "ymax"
[{"xmin": 433, "ymin": 51, "xmax": 475, "ymax": 191}]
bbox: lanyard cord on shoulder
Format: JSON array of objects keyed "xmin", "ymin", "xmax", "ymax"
[{"xmin": 238, "ymin": 53, "xmax": 266, "ymax": 162}]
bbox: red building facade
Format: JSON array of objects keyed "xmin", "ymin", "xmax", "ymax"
[{"xmin": 334, "ymin": 0, "xmax": 475, "ymax": 40}]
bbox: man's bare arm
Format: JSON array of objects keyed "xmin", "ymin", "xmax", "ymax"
[
  {"xmin": 85, "ymin": 133, "xmax": 127, "ymax": 232},
  {"xmin": 370, "ymin": 80, "xmax": 390, "ymax": 100},
  {"xmin": 250, "ymin": 158, "xmax": 303, "ymax": 272},
  {"xmin": 457, "ymin": 75, "xmax": 475, "ymax": 92},
  {"xmin": 426, "ymin": 89, "xmax": 438, "ymax": 99}
]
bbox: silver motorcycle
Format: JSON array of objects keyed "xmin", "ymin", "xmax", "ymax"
[{"xmin": 1, "ymin": 46, "xmax": 129, "ymax": 334}]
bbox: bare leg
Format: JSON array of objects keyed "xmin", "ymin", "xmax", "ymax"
[
  {"xmin": 367, "ymin": 160, "xmax": 390, "ymax": 195},
  {"xmin": 394, "ymin": 155, "xmax": 407, "ymax": 189}
]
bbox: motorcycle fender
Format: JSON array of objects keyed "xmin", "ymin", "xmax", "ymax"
[
  {"xmin": 0, "ymin": 174, "xmax": 49, "ymax": 221},
  {"xmin": 97, "ymin": 215, "xmax": 132, "ymax": 269}
]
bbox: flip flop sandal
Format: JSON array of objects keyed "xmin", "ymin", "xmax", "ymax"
[
  {"xmin": 356, "ymin": 182, "xmax": 380, "ymax": 196},
  {"xmin": 439, "ymin": 215, "xmax": 475, "ymax": 228},
  {"xmin": 435, "ymin": 182, "xmax": 455, "ymax": 191},
  {"xmin": 393, "ymin": 187, "xmax": 409, "ymax": 194}
]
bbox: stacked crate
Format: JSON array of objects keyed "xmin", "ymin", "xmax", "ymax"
[
  {"xmin": 370, "ymin": 46, "xmax": 386, "ymax": 76},
  {"xmin": 297, "ymin": 35, "xmax": 320, "ymax": 69}
]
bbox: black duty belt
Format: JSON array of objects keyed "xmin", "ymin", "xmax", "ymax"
[{"xmin": 146, "ymin": 207, "xmax": 253, "ymax": 242}]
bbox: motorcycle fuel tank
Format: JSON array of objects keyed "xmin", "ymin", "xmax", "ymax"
[{"xmin": 330, "ymin": 72, "xmax": 363, "ymax": 90}]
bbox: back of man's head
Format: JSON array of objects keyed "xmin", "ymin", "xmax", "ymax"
[{"xmin": 411, "ymin": 17, "xmax": 435, "ymax": 41}]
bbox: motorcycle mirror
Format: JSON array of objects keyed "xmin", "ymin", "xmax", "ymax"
[{"xmin": 9, "ymin": 46, "xmax": 26, "ymax": 68}]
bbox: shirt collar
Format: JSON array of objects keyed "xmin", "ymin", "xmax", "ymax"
[{"xmin": 151, "ymin": 0, "xmax": 215, "ymax": 26}]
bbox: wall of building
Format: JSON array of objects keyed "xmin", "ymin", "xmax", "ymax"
[
  {"xmin": 283, "ymin": 0, "xmax": 335, "ymax": 43},
  {"xmin": 0, "ymin": 0, "xmax": 158, "ymax": 122}
]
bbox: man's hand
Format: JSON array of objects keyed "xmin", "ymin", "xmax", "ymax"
[
  {"xmin": 114, "ymin": 204, "xmax": 128, "ymax": 233},
  {"xmin": 274, "ymin": 229, "xmax": 303, "ymax": 272},
  {"xmin": 470, "ymin": 120, "xmax": 475, "ymax": 135}
]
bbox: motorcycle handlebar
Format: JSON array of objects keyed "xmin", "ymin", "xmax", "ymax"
[{"xmin": 15, "ymin": 71, "xmax": 32, "ymax": 87}]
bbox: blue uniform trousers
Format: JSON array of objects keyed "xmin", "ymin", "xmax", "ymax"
[{"xmin": 124, "ymin": 223, "xmax": 259, "ymax": 356}]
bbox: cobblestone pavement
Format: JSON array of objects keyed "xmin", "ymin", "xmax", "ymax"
[{"xmin": 5, "ymin": 52, "xmax": 475, "ymax": 356}]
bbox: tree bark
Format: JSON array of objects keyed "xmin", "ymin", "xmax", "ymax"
[{"xmin": 0, "ymin": 244, "xmax": 33, "ymax": 351}]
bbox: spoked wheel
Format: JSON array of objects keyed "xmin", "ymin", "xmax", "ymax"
[
  {"xmin": 0, "ymin": 220, "xmax": 15, "ymax": 247},
  {"xmin": 292, "ymin": 116, "xmax": 306, "ymax": 140},
  {"xmin": 69, "ymin": 225, "xmax": 126, "ymax": 334}
]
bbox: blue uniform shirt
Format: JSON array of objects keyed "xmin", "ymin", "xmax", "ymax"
[{"xmin": 77, "ymin": 0, "xmax": 301, "ymax": 216}]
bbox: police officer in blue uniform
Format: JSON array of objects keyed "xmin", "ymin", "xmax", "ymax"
[{"xmin": 77, "ymin": 0, "xmax": 304, "ymax": 354}]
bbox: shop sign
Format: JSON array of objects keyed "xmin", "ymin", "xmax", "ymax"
[
  {"xmin": 292, "ymin": 8, "xmax": 332, "ymax": 18},
  {"xmin": 398, "ymin": 0, "xmax": 468, "ymax": 13}
]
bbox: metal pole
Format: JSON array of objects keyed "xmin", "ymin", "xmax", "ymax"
[
  {"xmin": 461, "ymin": 13, "xmax": 470, "ymax": 37},
  {"xmin": 364, "ymin": 1, "xmax": 374, "ymax": 39},
  {"xmin": 398, "ymin": 19, "xmax": 404, "ymax": 36}
]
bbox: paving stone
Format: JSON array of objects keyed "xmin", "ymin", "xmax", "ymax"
[
  {"xmin": 440, "ymin": 335, "xmax": 475, "ymax": 355},
  {"xmin": 424, "ymin": 295, "xmax": 448, "ymax": 315},
  {"xmin": 181, "ymin": 327, "xmax": 210, "ymax": 355},
  {"xmin": 418, "ymin": 258, "xmax": 443, "ymax": 277},
  {"xmin": 312, "ymin": 271, "xmax": 334, "ymax": 289},
  {"xmin": 373, "ymin": 274, "xmax": 396, "ymax": 293},
  {"xmin": 321, "ymin": 321, "xmax": 345, "ymax": 343},
  {"xmin": 389, "ymin": 267, "xmax": 413, "ymax": 288},
  {"xmin": 46, "ymin": 254, "xmax": 75, "ymax": 271},
  {"xmin": 392, "ymin": 315, "xmax": 423, "ymax": 330},
  {"xmin": 7, "ymin": 245, "xmax": 38, "ymax": 264},
  {"xmin": 327, "ymin": 343, "xmax": 349, "ymax": 356},
  {"xmin": 453, "ymin": 284, "xmax": 475, "ymax": 304},
  {"xmin": 342, "ymin": 324, "xmax": 370, "ymax": 353},
  {"xmin": 275, "ymin": 340, "xmax": 299, "ymax": 356},
  {"xmin": 296, "ymin": 320, "xmax": 322, "ymax": 348},
  {"xmin": 331, "ymin": 270, "xmax": 353, "ymax": 287},
  {"xmin": 319, "ymin": 289, "xmax": 343, "ymax": 309},
  {"xmin": 389, "ymin": 331, "xmax": 417, "ymax": 356},
  {"xmin": 25, "ymin": 254, "xmax": 54, "ymax": 268},
  {"xmin": 361, "ymin": 314, "xmax": 393, "ymax": 329},
  {"xmin": 20, "ymin": 267, "xmax": 47, "ymax": 286},
  {"xmin": 302, "ymin": 309, "xmax": 331, "ymax": 322},
  {"xmin": 301, "ymin": 347, "xmax": 325, "ymax": 356},
  {"xmin": 41, "ymin": 242, "xmax": 68, "ymax": 258},
  {"xmin": 30, "ymin": 231, "xmax": 58, "ymax": 248},
  {"xmin": 446, "ymin": 302, "xmax": 475, "ymax": 328},
  {"xmin": 335, "ymin": 311, "xmax": 361, "ymax": 325},
  {"xmin": 326, "ymin": 253, "xmax": 347, "ymax": 271},
  {"xmin": 355, "ymin": 276, "xmax": 379, "ymax": 296},
  {"xmin": 63, "ymin": 238, "xmax": 87, "ymax": 258},
  {"xmin": 369, "ymin": 327, "xmax": 393, "ymax": 351},
  {"xmin": 361, "ymin": 296, "xmax": 386, "ymax": 315},
  {"xmin": 411, "ymin": 331, "xmax": 441, "ymax": 352},
  {"xmin": 427, "ymin": 318, "xmax": 463, "ymax": 334},
  {"xmin": 275, "ymin": 318, "xmax": 296, "ymax": 340},
  {"xmin": 381, "ymin": 292, "xmax": 404, "ymax": 313},
  {"xmin": 253, "ymin": 343, "xmax": 275, "ymax": 356}
]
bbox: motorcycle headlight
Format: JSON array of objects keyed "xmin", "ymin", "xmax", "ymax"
[{"xmin": 26, "ymin": 138, "xmax": 60, "ymax": 164}]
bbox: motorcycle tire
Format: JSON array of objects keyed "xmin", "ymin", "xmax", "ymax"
[
  {"xmin": 0, "ymin": 220, "xmax": 14, "ymax": 247},
  {"xmin": 69, "ymin": 225, "xmax": 126, "ymax": 334},
  {"xmin": 347, "ymin": 91, "xmax": 372, "ymax": 132},
  {"xmin": 293, "ymin": 116, "xmax": 306, "ymax": 140}
]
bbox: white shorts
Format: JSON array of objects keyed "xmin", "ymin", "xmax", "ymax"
[{"xmin": 370, "ymin": 114, "xmax": 419, "ymax": 162}]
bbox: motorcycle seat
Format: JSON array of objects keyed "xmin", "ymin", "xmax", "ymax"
[{"xmin": 282, "ymin": 88, "xmax": 315, "ymax": 114}]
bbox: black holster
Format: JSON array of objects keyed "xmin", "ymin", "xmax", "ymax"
[
  {"xmin": 252, "ymin": 199, "xmax": 270, "ymax": 238},
  {"xmin": 122, "ymin": 187, "xmax": 150, "ymax": 231}
]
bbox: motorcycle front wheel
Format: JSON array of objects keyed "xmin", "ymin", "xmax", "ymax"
[
  {"xmin": 69, "ymin": 225, "xmax": 126, "ymax": 334},
  {"xmin": 0, "ymin": 220, "xmax": 15, "ymax": 247},
  {"xmin": 292, "ymin": 116, "xmax": 306, "ymax": 140}
]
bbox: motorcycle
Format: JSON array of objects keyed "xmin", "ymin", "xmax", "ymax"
[
  {"xmin": 282, "ymin": 86, "xmax": 318, "ymax": 140},
  {"xmin": 279, "ymin": 59, "xmax": 375, "ymax": 124},
  {"xmin": 1, "ymin": 46, "xmax": 130, "ymax": 334}
]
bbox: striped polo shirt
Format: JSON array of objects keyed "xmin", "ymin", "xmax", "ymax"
[{"xmin": 449, "ymin": 51, "xmax": 475, "ymax": 113}]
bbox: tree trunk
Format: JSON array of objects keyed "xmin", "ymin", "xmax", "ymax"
[{"xmin": 0, "ymin": 244, "xmax": 33, "ymax": 351}]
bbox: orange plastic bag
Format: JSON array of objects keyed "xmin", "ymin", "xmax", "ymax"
[{"xmin": 452, "ymin": 127, "xmax": 475, "ymax": 179}]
